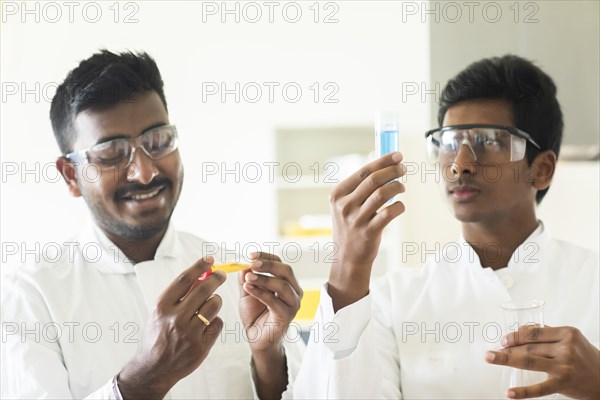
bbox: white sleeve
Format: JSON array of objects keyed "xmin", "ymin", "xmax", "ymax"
[
  {"xmin": 280, "ymin": 331, "xmax": 305, "ymax": 400},
  {"xmin": 293, "ymin": 284, "xmax": 401, "ymax": 399},
  {"xmin": 0, "ymin": 274, "xmax": 117, "ymax": 400}
]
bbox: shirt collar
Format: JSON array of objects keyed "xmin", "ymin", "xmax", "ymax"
[
  {"xmin": 79, "ymin": 217, "xmax": 179, "ymax": 274},
  {"xmin": 507, "ymin": 221, "xmax": 550, "ymax": 269},
  {"xmin": 154, "ymin": 222, "xmax": 180, "ymax": 260}
]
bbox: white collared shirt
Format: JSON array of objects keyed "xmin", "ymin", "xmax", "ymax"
[
  {"xmin": 1, "ymin": 221, "xmax": 303, "ymax": 399},
  {"xmin": 294, "ymin": 223, "xmax": 599, "ymax": 399}
]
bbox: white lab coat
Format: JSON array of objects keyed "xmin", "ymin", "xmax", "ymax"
[
  {"xmin": 294, "ymin": 223, "xmax": 599, "ymax": 399},
  {"xmin": 1, "ymin": 221, "xmax": 303, "ymax": 399}
]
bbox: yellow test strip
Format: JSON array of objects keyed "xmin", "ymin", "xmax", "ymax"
[{"xmin": 211, "ymin": 263, "xmax": 251, "ymax": 274}]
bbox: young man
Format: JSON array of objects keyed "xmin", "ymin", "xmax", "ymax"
[
  {"xmin": 294, "ymin": 55, "xmax": 599, "ymax": 399},
  {"xmin": 1, "ymin": 50, "xmax": 303, "ymax": 399}
]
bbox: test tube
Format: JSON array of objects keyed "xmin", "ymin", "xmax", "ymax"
[{"xmin": 375, "ymin": 111, "xmax": 400, "ymax": 158}]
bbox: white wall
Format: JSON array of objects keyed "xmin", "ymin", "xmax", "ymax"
[
  {"xmin": 1, "ymin": 1, "xmax": 430, "ymax": 271},
  {"xmin": 396, "ymin": 0, "xmax": 600, "ymax": 266},
  {"xmin": 429, "ymin": 0, "xmax": 600, "ymax": 146},
  {"xmin": 1, "ymin": 1, "xmax": 598, "ymax": 275}
]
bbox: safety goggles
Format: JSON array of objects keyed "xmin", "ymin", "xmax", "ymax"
[
  {"xmin": 425, "ymin": 124, "xmax": 541, "ymax": 164},
  {"xmin": 66, "ymin": 124, "xmax": 179, "ymax": 169}
]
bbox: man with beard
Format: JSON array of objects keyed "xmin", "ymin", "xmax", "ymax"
[
  {"xmin": 2, "ymin": 50, "xmax": 303, "ymax": 399},
  {"xmin": 293, "ymin": 55, "xmax": 599, "ymax": 399}
]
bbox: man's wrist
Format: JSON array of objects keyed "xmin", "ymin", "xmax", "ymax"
[
  {"xmin": 329, "ymin": 261, "xmax": 371, "ymax": 289},
  {"xmin": 251, "ymin": 344, "xmax": 288, "ymax": 399},
  {"xmin": 117, "ymin": 366, "xmax": 172, "ymax": 400},
  {"xmin": 327, "ymin": 265, "xmax": 370, "ymax": 313},
  {"xmin": 251, "ymin": 341, "xmax": 285, "ymax": 363}
]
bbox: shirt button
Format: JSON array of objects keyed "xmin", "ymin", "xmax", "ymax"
[{"xmin": 501, "ymin": 275, "xmax": 514, "ymax": 289}]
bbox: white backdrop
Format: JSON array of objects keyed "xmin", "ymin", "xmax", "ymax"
[
  {"xmin": 1, "ymin": 1, "xmax": 430, "ymax": 271},
  {"xmin": 1, "ymin": 1, "xmax": 598, "ymax": 274}
]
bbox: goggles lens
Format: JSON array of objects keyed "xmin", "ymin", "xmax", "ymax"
[
  {"xmin": 69, "ymin": 125, "xmax": 178, "ymax": 169},
  {"xmin": 426, "ymin": 127, "xmax": 527, "ymax": 164}
]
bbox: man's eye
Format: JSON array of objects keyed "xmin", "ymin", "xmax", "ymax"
[
  {"xmin": 145, "ymin": 132, "xmax": 171, "ymax": 152},
  {"xmin": 471, "ymin": 131, "xmax": 501, "ymax": 148},
  {"xmin": 441, "ymin": 139, "xmax": 457, "ymax": 151},
  {"xmin": 98, "ymin": 152, "xmax": 124, "ymax": 162},
  {"xmin": 439, "ymin": 133, "xmax": 459, "ymax": 150},
  {"xmin": 91, "ymin": 151, "xmax": 124, "ymax": 164},
  {"xmin": 89, "ymin": 141, "xmax": 127, "ymax": 163}
]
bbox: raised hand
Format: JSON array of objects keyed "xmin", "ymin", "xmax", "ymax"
[
  {"xmin": 239, "ymin": 252, "xmax": 302, "ymax": 352},
  {"xmin": 239, "ymin": 251, "xmax": 303, "ymax": 399},
  {"xmin": 328, "ymin": 152, "xmax": 406, "ymax": 311}
]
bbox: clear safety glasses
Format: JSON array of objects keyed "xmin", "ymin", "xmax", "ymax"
[
  {"xmin": 66, "ymin": 124, "xmax": 179, "ymax": 169},
  {"xmin": 425, "ymin": 124, "xmax": 541, "ymax": 164}
]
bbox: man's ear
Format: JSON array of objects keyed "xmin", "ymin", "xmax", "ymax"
[
  {"xmin": 529, "ymin": 150, "xmax": 557, "ymax": 191},
  {"xmin": 56, "ymin": 157, "xmax": 82, "ymax": 197}
]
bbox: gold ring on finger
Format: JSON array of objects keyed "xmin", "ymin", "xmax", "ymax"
[{"xmin": 196, "ymin": 312, "xmax": 210, "ymax": 326}]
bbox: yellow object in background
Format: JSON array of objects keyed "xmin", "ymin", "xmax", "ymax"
[
  {"xmin": 283, "ymin": 215, "xmax": 333, "ymax": 237},
  {"xmin": 283, "ymin": 225, "xmax": 333, "ymax": 237},
  {"xmin": 295, "ymin": 289, "xmax": 321, "ymax": 321}
]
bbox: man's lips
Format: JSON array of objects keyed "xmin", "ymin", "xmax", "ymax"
[
  {"xmin": 117, "ymin": 182, "xmax": 170, "ymax": 201},
  {"xmin": 121, "ymin": 185, "xmax": 166, "ymax": 201},
  {"xmin": 448, "ymin": 185, "xmax": 480, "ymax": 201}
]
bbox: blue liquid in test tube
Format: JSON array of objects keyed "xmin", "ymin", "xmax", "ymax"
[
  {"xmin": 375, "ymin": 111, "xmax": 400, "ymax": 158},
  {"xmin": 375, "ymin": 112, "xmax": 400, "ymax": 204},
  {"xmin": 379, "ymin": 130, "xmax": 399, "ymax": 156}
]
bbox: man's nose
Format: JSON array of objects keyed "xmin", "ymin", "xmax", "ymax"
[
  {"xmin": 126, "ymin": 147, "xmax": 159, "ymax": 184},
  {"xmin": 450, "ymin": 140, "xmax": 477, "ymax": 177}
]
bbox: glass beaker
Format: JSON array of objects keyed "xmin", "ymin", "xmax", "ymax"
[{"xmin": 500, "ymin": 299, "xmax": 549, "ymax": 398}]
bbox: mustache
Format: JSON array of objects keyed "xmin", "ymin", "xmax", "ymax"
[
  {"xmin": 116, "ymin": 178, "xmax": 171, "ymax": 199},
  {"xmin": 446, "ymin": 174, "xmax": 480, "ymax": 190},
  {"xmin": 444, "ymin": 173, "xmax": 477, "ymax": 186},
  {"xmin": 447, "ymin": 180, "xmax": 481, "ymax": 192}
]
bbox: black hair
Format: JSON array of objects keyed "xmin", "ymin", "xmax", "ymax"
[
  {"xmin": 50, "ymin": 50, "xmax": 167, "ymax": 154},
  {"xmin": 438, "ymin": 55, "xmax": 563, "ymax": 204}
]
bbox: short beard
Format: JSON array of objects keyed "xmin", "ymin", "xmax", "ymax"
[
  {"xmin": 81, "ymin": 184, "xmax": 177, "ymax": 242},
  {"xmin": 103, "ymin": 216, "xmax": 171, "ymax": 240},
  {"xmin": 78, "ymin": 166, "xmax": 183, "ymax": 244}
]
